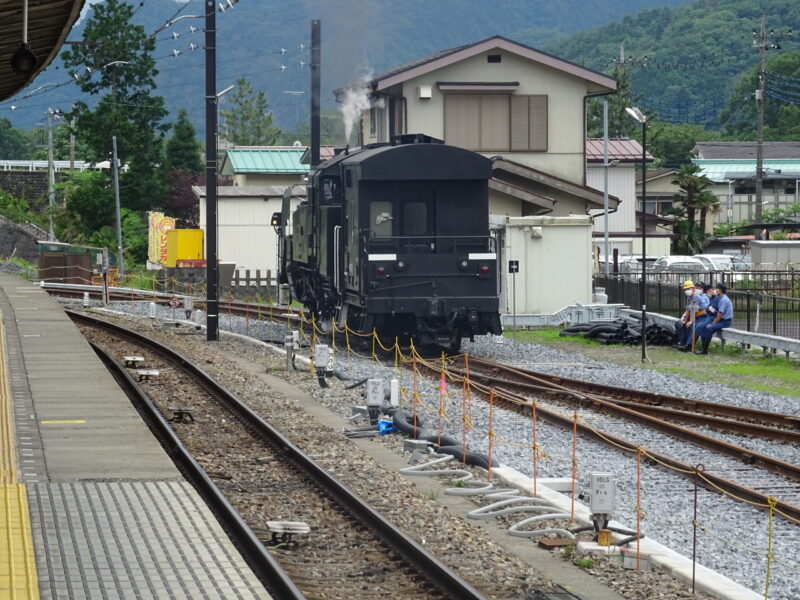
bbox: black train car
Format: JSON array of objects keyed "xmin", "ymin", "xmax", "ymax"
[{"xmin": 276, "ymin": 134, "xmax": 502, "ymax": 352}]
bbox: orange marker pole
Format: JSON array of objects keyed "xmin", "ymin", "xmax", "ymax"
[
  {"xmin": 571, "ymin": 410, "xmax": 578, "ymax": 522},
  {"xmin": 461, "ymin": 356, "xmax": 469, "ymax": 464},
  {"xmin": 532, "ymin": 402, "xmax": 538, "ymax": 497},
  {"xmin": 487, "ymin": 389, "xmax": 495, "ymax": 483},
  {"xmin": 636, "ymin": 449, "xmax": 642, "ymax": 570},
  {"xmin": 412, "ymin": 353, "xmax": 418, "ymax": 438}
]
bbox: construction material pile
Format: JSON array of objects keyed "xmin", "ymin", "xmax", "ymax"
[{"xmin": 559, "ymin": 316, "xmax": 676, "ymax": 346}]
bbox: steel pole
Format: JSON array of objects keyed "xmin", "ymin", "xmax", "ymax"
[
  {"xmin": 641, "ymin": 119, "xmax": 647, "ymax": 363},
  {"xmin": 603, "ymin": 99, "xmax": 610, "ymax": 276},
  {"xmin": 310, "ymin": 20, "xmax": 321, "ymax": 167},
  {"xmin": 755, "ymin": 14, "xmax": 766, "ymax": 223},
  {"xmin": 205, "ymin": 3, "xmax": 219, "ymax": 341},
  {"xmin": 47, "ymin": 109, "xmax": 56, "ymax": 241},
  {"xmin": 112, "ymin": 136, "xmax": 124, "ymax": 279}
]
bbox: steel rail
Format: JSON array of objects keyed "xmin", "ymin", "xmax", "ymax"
[
  {"xmin": 412, "ymin": 355, "xmax": 800, "ymax": 524},
  {"xmin": 68, "ymin": 310, "xmax": 486, "ymax": 600},
  {"xmin": 91, "ymin": 342, "xmax": 307, "ymax": 600},
  {"xmin": 452, "ymin": 358, "xmax": 800, "ymax": 484},
  {"xmin": 461, "ymin": 356, "xmax": 800, "ymax": 431}
]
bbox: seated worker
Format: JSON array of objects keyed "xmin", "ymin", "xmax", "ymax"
[
  {"xmin": 674, "ymin": 280, "xmax": 708, "ymax": 350},
  {"xmin": 693, "ymin": 283, "xmax": 716, "ymax": 347},
  {"xmin": 697, "ymin": 283, "xmax": 734, "ymax": 355}
]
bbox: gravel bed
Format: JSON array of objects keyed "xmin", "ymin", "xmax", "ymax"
[{"xmin": 69, "ymin": 300, "xmax": 800, "ymax": 599}]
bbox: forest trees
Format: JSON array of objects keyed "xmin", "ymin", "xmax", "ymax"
[
  {"xmin": 664, "ymin": 164, "xmax": 720, "ymax": 254},
  {"xmin": 60, "ymin": 0, "xmax": 169, "ymax": 213},
  {"xmin": 220, "ymin": 78, "xmax": 281, "ymax": 146}
]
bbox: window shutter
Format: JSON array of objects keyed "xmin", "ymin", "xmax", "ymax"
[
  {"xmin": 444, "ymin": 95, "xmax": 480, "ymax": 149},
  {"xmin": 510, "ymin": 96, "xmax": 529, "ymax": 150},
  {"xmin": 529, "ymin": 95, "xmax": 548, "ymax": 151},
  {"xmin": 479, "ymin": 95, "xmax": 510, "ymax": 150}
]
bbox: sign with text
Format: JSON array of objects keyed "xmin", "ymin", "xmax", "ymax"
[{"xmin": 148, "ymin": 212, "xmax": 176, "ymax": 265}]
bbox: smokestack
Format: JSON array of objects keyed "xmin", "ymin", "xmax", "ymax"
[{"xmin": 311, "ymin": 20, "xmax": 321, "ymax": 167}]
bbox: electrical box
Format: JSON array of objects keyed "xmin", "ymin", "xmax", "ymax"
[
  {"xmin": 418, "ymin": 85, "xmax": 432, "ymax": 99},
  {"xmin": 589, "ymin": 473, "xmax": 615, "ymax": 514},
  {"xmin": 365, "ymin": 379, "xmax": 384, "ymax": 407},
  {"xmin": 313, "ymin": 344, "xmax": 331, "ymax": 371}
]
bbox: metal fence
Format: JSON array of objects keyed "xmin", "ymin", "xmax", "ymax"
[
  {"xmin": 600, "ymin": 269, "xmax": 800, "ymax": 296},
  {"xmin": 595, "ymin": 273, "xmax": 800, "ymax": 340}
]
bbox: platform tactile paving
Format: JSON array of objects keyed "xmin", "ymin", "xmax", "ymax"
[
  {"xmin": 28, "ymin": 481, "xmax": 268, "ymax": 599},
  {"xmin": 0, "ymin": 483, "xmax": 40, "ymax": 600}
]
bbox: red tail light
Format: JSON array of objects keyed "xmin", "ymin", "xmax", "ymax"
[
  {"xmin": 376, "ymin": 266, "xmax": 386, "ymax": 276},
  {"xmin": 479, "ymin": 265, "xmax": 490, "ymax": 274}
]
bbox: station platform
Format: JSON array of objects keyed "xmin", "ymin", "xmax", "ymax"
[{"xmin": 0, "ymin": 274, "xmax": 269, "ymax": 599}]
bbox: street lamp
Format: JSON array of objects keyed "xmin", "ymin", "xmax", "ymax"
[{"xmin": 625, "ymin": 106, "xmax": 648, "ymax": 363}]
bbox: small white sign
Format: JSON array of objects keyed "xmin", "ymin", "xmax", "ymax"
[
  {"xmin": 365, "ymin": 379, "xmax": 384, "ymax": 407},
  {"xmin": 313, "ymin": 344, "xmax": 331, "ymax": 369},
  {"xmin": 589, "ymin": 472, "xmax": 615, "ymax": 514}
]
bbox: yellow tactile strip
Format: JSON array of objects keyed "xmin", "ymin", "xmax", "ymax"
[
  {"xmin": 0, "ymin": 315, "xmax": 17, "ymax": 484},
  {"xmin": 0, "ymin": 484, "xmax": 39, "ymax": 600}
]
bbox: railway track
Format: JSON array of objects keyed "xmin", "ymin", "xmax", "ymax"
[
  {"xmin": 69, "ymin": 310, "xmax": 486, "ymax": 600},
  {"xmin": 425, "ymin": 354, "xmax": 800, "ymax": 523}
]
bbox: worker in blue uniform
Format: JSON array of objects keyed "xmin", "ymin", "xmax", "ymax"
[
  {"xmin": 674, "ymin": 280, "xmax": 709, "ymax": 351},
  {"xmin": 697, "ymin": 283, "xmax": 734, "ymax": 355},
  {"xmin": 692, "ymin": 283, "xmax": 716, "ymax": 349}
]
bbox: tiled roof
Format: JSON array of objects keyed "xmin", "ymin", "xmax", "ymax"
[
  {"xmin": 586, "ymin": 138, "xmax": 654, "ymax": 162},
  {"xmin": 221, "ymin": 148, "xmax": 309, "ymax": 174},
  {"xmin": 693, "ymin": 142, "xmax": 800, "ymax": 160},
  {"xmin": 300, "ymin": 145, "xmax": 336, "ymax": 165}
]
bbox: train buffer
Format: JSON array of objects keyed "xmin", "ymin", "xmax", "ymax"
[
  {"xmin": 136, "ymin": 369, "xmax": 160, "ymax": 381},
  {"xmin": 266, "ymin": 521, "xmax": 310, "ymax": 546},
  {"xmin": 168, "ymin": 406, "xmax": 195, "ymax": 424},
  {"xmin": 124, "ymin": 356, "xmax": 145, "ymax": 368}
]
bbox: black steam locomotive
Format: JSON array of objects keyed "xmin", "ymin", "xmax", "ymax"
[{"xmin": 275, "ymin": 134, "xmax": 502, "ymax": 352}]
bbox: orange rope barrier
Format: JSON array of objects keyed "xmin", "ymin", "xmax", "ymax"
[
  {"xmin": 412, "ymin": 351, "xmax": 418, "ymax": 438},
  {"xmin": 636, "ymin": 448, "xmax": 642, "ymax": 570},
  {"xmin": 461, "ymin": 355, "xmax": 469, "ymax": 464}
]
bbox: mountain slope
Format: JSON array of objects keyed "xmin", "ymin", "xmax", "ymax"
[{"xmin": 2, "ymin": 0, "xmax": 689, "ymax": 136}]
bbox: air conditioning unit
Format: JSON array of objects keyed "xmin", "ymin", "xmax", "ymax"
[{"xmin": 418, "ymin": 85, "xmax": 432, "ymax": 100}]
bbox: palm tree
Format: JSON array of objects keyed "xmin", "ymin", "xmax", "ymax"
[{"xmin": 670, "ymin": 164, "xmax": 719, "ymax": 253}]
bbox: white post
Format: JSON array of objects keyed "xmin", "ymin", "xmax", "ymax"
[
  {"xmin": 112, "ymin": 136, "xmax": 124, "ymax": 279},
  {"xmin": 47, "ymin": 109, "xmax": 55, "ymax": 241}
]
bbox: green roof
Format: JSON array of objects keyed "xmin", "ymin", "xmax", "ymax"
[
  {"xmin": 692, "ymin": 159, "xmax": 800, "ymax": 182},
  {"xmin": 221, "ymin": 148, "xmax": 309, "ymax": 174}
]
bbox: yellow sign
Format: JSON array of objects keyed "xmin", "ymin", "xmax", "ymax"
[{"xmin": 148, "ymin": 212, "xmax": 177, "ymax": 265}]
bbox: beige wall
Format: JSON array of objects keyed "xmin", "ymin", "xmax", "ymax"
[
  {"xmin": 502, "ymin": 216, "xmax": 593, "ymax": 314},
  {"xmin": 199, "ymin": 195, "xmax": 303, "ymax": 276},
  {"xmin": 234, "ymin": 173, "xmax": 306, "ymax": 187},
  {"xmin": 391, "ymin": 50, "xmax": 588, "ymax": 183},
  {"xmin": 588, "ymin": 164, "xmax": 637, "ymax": 233},
  {"xmin": 488, "ymin": 193, "xmax": 523, "ymax": 218}
]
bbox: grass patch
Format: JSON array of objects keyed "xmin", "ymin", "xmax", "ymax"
[{"xmin": 506, "ymin": 327, "xmax": 602, "ymax": 347}]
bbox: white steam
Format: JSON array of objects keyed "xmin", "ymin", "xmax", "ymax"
[{"xmin": 339, "ymin": 71, "xmax": 384, "ymax": 142}]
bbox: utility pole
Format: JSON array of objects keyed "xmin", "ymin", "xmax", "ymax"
[
  {"xmin": 69, "ymin": 117, "xmax": 76, "ymax": 171},
  {"xmin": 46, "ymin": 108, "xmax": 56, "ymax": 241},
  {"xmin": 603, "ymin": 99, "xmax": 610, "ymax": 276},
  {"xmin": 112, "ymin": 136, "xmax": 124, "ymax": 279},
  {"xmin": 205, "ymin": 0, "xmax": 219, "ymax": 341},
  {"xmin": 310, "ymin": 20, "xmax": 321, "ymax": 167},
  {"xmin": 752, "ymin": 14, "xmax": 794, "ymax": 222}
]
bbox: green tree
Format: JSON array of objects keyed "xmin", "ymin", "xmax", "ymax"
[
  {"xmin": 220, "ymin": 78, "xmax": 281, "ymax": 146},
  {"xmin": 646, "ymin": 123, "xmax": 716, "ymax": 167},
  {"xmin": 165, "ymin": 109, "xmax": 203, "ymax": 173},
  {"xmin": 60, "ymin": 0, "xmax": 169, "ymax": 211},
  {"xmin": 0, "ymin": 190, "xmax": 41, "ymax": 226},
  {"xmin": 587, "ymin": 64, "xmax": 638, "ymax": 139},
  {"xmin": 720, "ymin": 52, "xmax": 800, "ymax": 140},
  {"xmin": 0, "ymin": 118, "xmax": 32, "ymax": 159},
  {"xmin": 664, "ymin": 164, "xmax": 719, "ymax": 254},
  {"xmin": 55, "ymin": 171, "xmax": 115, "ymax": 241}
]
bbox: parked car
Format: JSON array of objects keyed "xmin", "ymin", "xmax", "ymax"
[
  {"xmin": 692, "ymin": 254, "xmax": 734, "ymax": 271},
  {"xmin": 603, "ymin": 255, "xmax": 662, "ymax": 275},
  {"xmin": 651, "ymin": 256, "xmax": 710, "ymax": 283}
]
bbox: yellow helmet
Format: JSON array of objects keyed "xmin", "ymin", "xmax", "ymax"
[{"xmin": 682, "ymin": 280, "xmax": 694, "ymax": 290}]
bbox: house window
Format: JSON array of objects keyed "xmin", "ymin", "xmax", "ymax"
[
  {"xmin": 443, "ymin": 94, "xmax": 547, "ymax": 152},
  {"xmin": 487, "ymin": 54, "xmax": 501, "ymax": 63},
  {"xmin": 369, "ymin": 107, "xmax": 377, "ymax": 137}
]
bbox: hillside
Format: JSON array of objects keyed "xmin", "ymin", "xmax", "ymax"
[
  {"xmin": 2, "ymin": 0, "xmax": 688, "ymax": 137},
  {"xmin": 534, "ymin": 0, "xmax": 800, "ymax": 123}
]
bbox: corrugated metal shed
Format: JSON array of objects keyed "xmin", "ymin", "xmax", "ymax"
[
  {"xmin": 692, "ymin": 159, "xmax": 800, "ymax": 182},
  {"xmin": 586, "ymin": 138, "xmax": 654, "ymax": 162},
  {"xmin": 220, "ymin": 148, "xmax": 309, "ymax": 174},
  {"xmin": 1, "ymin": 0, "xmax": 86, "ymax": 101}
]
